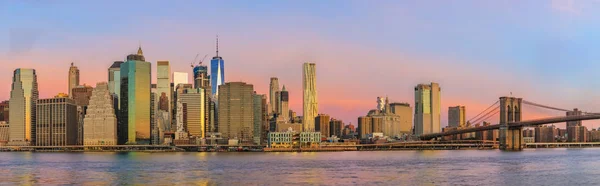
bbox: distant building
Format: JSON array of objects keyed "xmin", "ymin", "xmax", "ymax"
[
  {"xmin": 329, "ymin": 118, "xmax": 344, "ymax": 137},
  {"xmin": 83, "ymin": 82, "xmax": 117, "ymax": 145},
  {"xmin": 358, "ymin": 116, "xmax": 372, "ymax": 139},
  {"xmin": 218, "ymin": 82, "xmax": 254, "ymax": 143},
  {"xmin": 414, "ymin": 83, "xmax": 441, "ymax": 135},
  {"xmin": 68, "ymin": 62, "xmax": 80, "ymax": 97},
  {"xmin": 173, "ymin": 72, "xmax": 189, "ymax": 88},
  {"xmin": 360, "ymin": 97, "xmax": 408, "ymax": 138},
  {"xmin": 279, "ymin": 85, "xmax": 289, "ymax": 121},
  {"xmin": 276, "ymin": 122, "xmax": 303, "ymax": 132},
  {"xmin": 72, "ymin": 84, "xmax": 94, "ymax": 144},
  {"xmin": 108, "ymin": 61, "xmax": 123, "ymax": 113},
  {"xmin": 36, "ymin": 97, "xmax": 78, "ymax": 146},
  {"xmin": 269, "ymin": 77, "xmax": 280, "ymax": 115},
  {"xmin": 448, "ymin": 106, "xmax": 466, "ymax": 128},
  {"xmin": 0, "ymin": 122, "xmax": 8, "ymax": 145},
  {"xmin": 389, "ymin": 102, "xmax": 412, "ymax": 134},
  {"xmin": 303, "ymin": 63, "xmax": 318, "ymax": 132},
  {"xmin": 193, "ymin": 64, "xmax": 210, "ymax": 89},
  {"xmin": 119, "ymin": 47, "xmax": 151, "ymax": 145},
  {"xmin": 9, "ymin": 68, "xmax": 39, "ymax": 146},
  {"xmin": 0, "ymin": 101, "xmax": 8, "ymax": 123},
  {"xmin": 588, "ymin": 129, "xmax": 600, "ymax": 142},
  {"xmin": 566, "ymin": 108, "xmax": 584, "ymax": 142},
  {"xmin": 315, "ymin": 114, "xmax": 331, "ymax": 138},
  {"xmin": 535, "ymin": 125, "xmax": 558, "ymax": 143},
  {"xmin": 157, "ymin": 61, "xmax": 172, "ymax": 133},
  {"xmin": 253, "ymin": 93, "xmax": 267, "ymax": 145},
  {"xmin": 178, "ymin": 88, "xmax": 208, "ymax": 138}
]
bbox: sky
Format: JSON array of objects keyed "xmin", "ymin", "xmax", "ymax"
[{"xmin": 2, "ymin": 0, "xmax": 600, "ymax": 129}]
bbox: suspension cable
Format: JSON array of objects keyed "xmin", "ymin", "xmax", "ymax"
[
  {"xmin": 467, "ymin": 100, "xmax": 499, "ymax": 123},
  {"xmin": 471, "ymin": 107, "xmax": 500, "ymax": 125},
  {"xmin": 522, "ymin": 100, "xmax": 571, "ymax": 112}
]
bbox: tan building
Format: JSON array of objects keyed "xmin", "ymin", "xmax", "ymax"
[
  {"xmin": 535, "ymin": 125, "xmax": 558, "ymax": 142},
  {"xmin": 178, "ymin": 88, "xmax": 208, "ymax": 138},
  {"xmin": 448, "ymin": 106, "xmax": 466, "ymax": 128},
  {"xmin": 269, "ymin": 77, "xmax": 279, "ymax": 115},
  {"xmin": 414, "ymin": 83, "xmax": 441, "ymax": 135},
  {"xmin": 276, "ymin": 122, "xmax": 303, "ymax": 132},
  {"xmin": 9, "ymin": 68, "xmax": 39, "ymax": 146},
  {"xmin": 36, "ymin": 97, "xmax": 78, "ymax": 146},
  {"xmin": 83, "ymin": 82, "xmax": 117, "ymax": 145},
  {"xmin": 357, "ymin": 116, "xmax": 372, "ymax": 139},
  {"xmin": 218, "ymin": 82, "xmax": 254, "ymax": 143},
  {"xmin": 567, "ymin": 125, "xmax": 588, "ymax": 143},
  {"xmin": 303, "ymin": 63, "xmax": 318, "ymax": 132},
  {"xmin": 72, "ymin": 85, "xmax": 93, "ymax": 106},
  {"xmin": 315, "ymin": 114, "xmax": 330, "ymax": 138},
  {"xmin": 68, "ymin": 62, "xmax": 80, "ymax": 97},
  {"xmin": 389, "ymin": 102, "xmax": 412, "ymax": 134}
]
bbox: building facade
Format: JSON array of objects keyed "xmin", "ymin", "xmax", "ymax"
[
  {"xmin": 315, "ymin": 114, "xmax": 331, "ymax": 138},
  {"xmin": 448, "ymin": 106, "xmax": 466, "ymax": 128},
  {"xmin": 83, "ymin": 83, "xmax": 117, "ymax": 145},
  {"xmin": 253, "ymin": 93, "xmax": 267, "ymax": 145},
  {"xmin": 218, "ymin": 82, "xmax": 254, "ymax": 143},
  {"xmin": 279, "ymin": 86, "xmax": 289, "ymax": 121},
  {"xmin": 178, "ymin": 88, "xmax": 207, "ymax": 138},
  {"xmin": 0, "ymin": 101, "xmax": 8, "ymax": 123},
  {"xmin": 303, "ymin": 63, "xmax": 318, "ymax": 132},
  {"xmin": 329, "ymin": 118, "xmax": 343, "ymax": 137},
  {"xmin": 157, "ymin": 61, "xmax": 172, "ymax": 134},
  {"xmin": 68, "ymin": 63, "xmax": 80, "ymax": 97},
  {"xmin": 269, "ymin": 77, "xmax": 280, "ymax": 115},
  {"xmin": 193, "ymin": 65, "xmax": 210, "ymax": 89},
  {"xmin": 119, "ymin": 48, "xmax": 151, "ymax": 145},
  {"xmin": 358, "ymin": 116, "xmax": 373, "ymax": 139},
  {"xmin": 414, "ymin": 83, "xmax": 441, "ymax": 135},
  {"xmin": 389, "ymin": 102, "xmax": 412, "ymax": 134},
  {"xmin": 211, "ymin": 37, "xmax": 225, "ymax": 98},
  {"xmin": 9, "ymin": 68, "xmax": 39, "ymax": 145},
  {"xmin": 36, "ymin": 97, "xmax": 78, "ymax": 146}
]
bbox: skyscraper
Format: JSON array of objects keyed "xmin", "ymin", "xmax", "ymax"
[
  {"xmin": 358, "ymin": 116, "xmax": 373, "ymax": 139},
  {"xmin": 68, "ymin": 62, "xmax": 80, "ymax": 97},
  {"xmin": 211, "ymin": 36, "xmax": 225, "ymax": 98},
  {"xmin": 303, "ymin": 63, "xmax": 318, "ymax": 132},
  {"xmin": 83, "ymin": 82, "xmax": 117, "ymax": 145},
  {"xmin": 194, "ymin": 64, "xmax": 210, "ymax": 89},
  {"xmin": 414, "ymin": 83, "xmax": 441, "ymax": 135},
  {"xmin": 448, "ymin": 106, "xmax": 466, "ymax": 128},
  {"xmin": 157, "ymin": 61, "xmax": 172, "ymax": 133},
  {"xmin": 9, "ymin": 68, "xmax": 39, "ymax": 145},
  {"xmin": 119, "ymin": 46, "xmax": 151, "ymax": 145},
  {"xmin": 178, "ymin": 88, "xmax": 208, "ymax": 138},
  {"xmin": 253, "ymin": 93, "xmax": 266, "ymax": 145},
  {"xmin": 389, "ymin": 102, "xmax": 412, "ymax": 134},
  {"xmin": 36, "ymin": 97, "xmax": 78, "ymax": 146},
  {"xmin": 72, "ymin": 85, "xmax": 94, "ymax": 107},
  {"xmin": 279, "ymin": 85, "xmax": 289, "ymax": 121},
  {"xmin": 269, "ymin": 77, "xmax": 279, "ymax": 114},
  {"xmin": 218, "ymin": 82, "xmax": 254, "ymax": 143},
  {"xmin": 108, "ymin": 61, "xmax": 124, "ymax": 110}
]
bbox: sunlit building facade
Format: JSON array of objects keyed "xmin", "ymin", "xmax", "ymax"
[
  {"xmin": 84, "ymin": 82, "xmax": 117, "ymax": 145},
  {"xmin": 36, "ymin": 97, "xmax": 78, "ymax": 146},
  {"xmin": 9, "ymin": 68, "xmax": 39, "ymax": 145},
  {"xmin": 218, "ymin": 82, "xmax": 254, "ymax": 143},
  {"xmin": 119, "ymin": 48, "xmax": 151, "ymax": 145},
  {"xmin": 302, "ymin": 63, "xmax": 318, "ymax": 132},
  {"xmin": 414, "ymin": 83, "xmax": 441, "ymax": 135}
]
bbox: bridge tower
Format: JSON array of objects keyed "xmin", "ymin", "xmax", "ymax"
[{"xmin": 499, "ymin": 97, "xmax": 523, "ymax": 151}]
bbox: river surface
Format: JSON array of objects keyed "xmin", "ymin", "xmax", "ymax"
[{"xmin": 1, "ymin": 149, "xmax": 600, "ymax": 185}]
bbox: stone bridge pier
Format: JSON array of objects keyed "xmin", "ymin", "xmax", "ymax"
[{"xmin": 499, "ymin": 97, "xmax": 523, "ymax": 151}]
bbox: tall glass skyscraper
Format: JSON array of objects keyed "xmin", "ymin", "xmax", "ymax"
[
  {"xmin": 9, "ymin": 68, "xmax": 39, "ymax": 145},
  {"xmin": 414, "ymin": 82, "xmax": 441, "ymax": 135},
  {"xmin": 211, "ymin": 36, "xmax": 225, "ymax": 98},
  {"xmin": 119, "ymin": 47, "xmax": 151, "ymax": 145}
]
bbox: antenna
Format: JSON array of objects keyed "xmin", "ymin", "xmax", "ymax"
[{"xmin": 216, "ymin": 35, "xmax": 219, "ymax": 57}]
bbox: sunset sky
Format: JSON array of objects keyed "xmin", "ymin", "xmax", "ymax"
[{"xmin": 2, "ymin": 1, "xmax": 600, "ymax": 128}]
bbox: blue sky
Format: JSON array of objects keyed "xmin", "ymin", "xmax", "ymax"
[{"xmin": 2, "ymin": 0, "xmax": 600, "ymax": 127}]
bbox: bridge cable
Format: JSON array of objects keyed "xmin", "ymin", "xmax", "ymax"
[
  {"xmin": 471, "ymin": 107, "xmax": 500, "ymax": 125},
  {"xmin": 522, "ymin": 100, "xmax": 571, "ymax": 112},
  {"xmin": 467, "ymin": 100, "xmax": 499, "ymax": 124}
]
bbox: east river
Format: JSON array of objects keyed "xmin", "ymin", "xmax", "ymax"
[{"xmin": 1, "ymin": 149, "xmax": 600, "ymax": 185}]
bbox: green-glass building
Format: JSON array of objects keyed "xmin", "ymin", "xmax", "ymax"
[{"xmin": 119, "ymin": 47, "xmax": 151, "ymax": 145}]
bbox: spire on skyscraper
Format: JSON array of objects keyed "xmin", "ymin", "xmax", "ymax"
[
  {"xmin": 216, "ymin": 35, "xmax": 219, "ymax": 57},
  {"xmin": 137, "ymin": 43, "xmax": 143, "ymax": 56},
  {"xmin": 282, "ymin": 85, "xmax": 286, "ymax": 91}
]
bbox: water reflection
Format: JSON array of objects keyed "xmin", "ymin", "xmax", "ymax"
[{"xmin": 2, "ymin": 149, "xmax": 600, "ymax": 185}]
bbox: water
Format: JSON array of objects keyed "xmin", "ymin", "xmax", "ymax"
[{"xmin": 1, "ymin": 149, "xmax": 600, "ymax": 185}]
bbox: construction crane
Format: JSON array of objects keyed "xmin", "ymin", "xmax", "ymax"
[
  {"xmin": 197, "ymin": 54, "xmax": 208, "ymax": 65},
  {"xmin": 190, "ymin": 53, "xmax": 199, "ymax": 68}
]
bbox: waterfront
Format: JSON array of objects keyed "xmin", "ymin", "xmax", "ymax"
[{"xmin": 2, "ymin": 149, "xmax": 600, "ymax": 185}]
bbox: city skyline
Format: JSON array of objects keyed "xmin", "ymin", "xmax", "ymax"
[{"xmin": 4, "ymin": 1, "xmax": 600, "ymax": 129}]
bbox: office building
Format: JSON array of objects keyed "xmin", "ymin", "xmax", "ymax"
[
  {"xmin": 119, "ymin": 47, "xmax": 151, "ymax": 145},
  {"xmin": 36, "ymin": 97, "xmax": 78, "ymax": 146},
  {"xmin": 389, "ymin": 102, "xmax": 412, "ymax": 134},
  {"xmin": 330, "ymin": 118, "xmax": 343, "ymax": 137},
  {"xmin": 173, "ymin": 72, "xmax": 189, "ymax": 88},
  {"xmin": 303, "ymin": 63, "xmax": 318, "ymax": 132},
  {"xmin": 414, "ymin": 83, "xmax": 441, "ymax": 135},
  {"xmin": 218, "ymin": 82, "xmax": 254, "ymax": 143},
  {"xmin": 279, "ymin": 85, "xmax": 289, "ymax": 121},
  {"xmin": 108, "ymin": 61, "xmax": 124, "ymax": 110},
  {"xmin": 315, "ymin": 114, "xmax": 330, "ymax": 138},
  {"xmin": 448, "ymin": 106, "xmax": 466, "ymax": 128},
  {"xmin": 253, "ymin": 93, "xmax": 267, "ymax": 145},
  {"xmin": 68, "ymin": 62, "xmax": 80, "ymax": 97},
  {"xmin": 269, "ymin": 77, "xmax": 279, "ymax": 114},
  {"xmin": 9, "ymin": 68, "xmax": 39, "ymax": 145},
  {"xmin": 0, "ymin": 101, "xmax": 8, "ymax": 122},
  {"xmin": 535, "ymin": 125, "xmax": 558, "ymax": 143},
  {"xmin": 211, "ymin": 36, "xmax": 225, "ymax": 98},
  {"xmin": 177, "ymin": 88, "xmax": 208, "ymax": 138},
  {"xmin": 83, "ymin": 82, "xmax": 117, "ymax": 145},
  {"xmin": 72, "ymin": 85, "xmax": 94, "ymax": 107},
  {"xmin": 157, "ymin": 61, "xmax": 172, "ymax": 133},
  {"xmin": 193, "ymin": 64, "xmax": 210, "ymax": 89}
]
